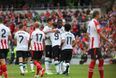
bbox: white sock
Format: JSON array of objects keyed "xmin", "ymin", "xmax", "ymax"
[
  {"xmin": 66, "ymin": 63, "xmax": 70, "ymax": 73},
  {"xmin": 62, "ymin": 62, "xmax": 67, "ymax": 72},
  {"xmin": 29, "ymin": 61, "xmax": 34, "ymax": 70},
  {"xmin": 45, "ymin": 57, "xmax": 50, "ymax": 72},
  {"xmin": 59, "ymin": 61, "xmax": 64, "ymax": 74},
  {"xmin": 23, "ymin": 63, "xmax": 27, "ymax": 70},
  {"xmin": 54, "ymin": 61, "xmax": 60, "ymax": 73},
  {"xmin": 19, "ymin": 63, "xmax": 24, "ymax": 73}
]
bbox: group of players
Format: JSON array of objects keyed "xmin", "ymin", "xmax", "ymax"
[
  {"xmin": 0, "ymin": 10, "xmax": 114, "ymax": 78},
  {"xmin": 0, "ymin": 14, "xmax": 76, "ymax": 78}
]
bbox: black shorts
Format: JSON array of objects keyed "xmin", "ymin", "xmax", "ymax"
[
  {"xmin": 16, "ymin": 51, "xmax": 29, "ymax": 58},
  {"xmin": 0, "ymin": 49, "xmax": 9, "ymax": 59},
  {"xmin": 27, "ymin": 51, "xmax": 31, "ymax": 57},
  {"xmin": 31, "ymin": 51, "xmax": 43, "ymax": 61},
  {"xmin": 61, "ymin": 49, "xmax": 72, "ymax": 63},
  {"xmin": 88, "ymin": 48, "xmax": 102, "ymax": 60},
  {"xmin": 52, "ymin": 45, "xmax": 61, "ymax": 60},
  {"xmin": 45, "ymin": 45, "xmax": 52, "ymax": 58}
]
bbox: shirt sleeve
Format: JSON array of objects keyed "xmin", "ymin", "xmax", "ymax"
[{"xmin": 93, "ymin": 20, "xmax": 101, "ymax": 33}]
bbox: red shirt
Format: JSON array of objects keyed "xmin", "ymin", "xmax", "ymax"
[{"xmin": 9, "ymin": 23, "xmax": 15, "ymax": 34}]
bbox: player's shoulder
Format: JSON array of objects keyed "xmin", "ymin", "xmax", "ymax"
[
  {"xmin": 43, "ymin": 26, "xmax": 49, "ymax": 29},
  {"xmin": 24, "ymin": 31, "xmax": 29, "ymax": 34},
  {"xmin": 1, "ymin": 24, "xmax": 10, "ymax": 30},
  {"xmin": 43, "ymin": 26, "xmax": 51, "ymax": 31}
]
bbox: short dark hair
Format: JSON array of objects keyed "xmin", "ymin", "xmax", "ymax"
[
  {"xmin": 47, "ymin": 18, "xmax": 52, "ymax": 23},
  {"xmin": 57, "ymin": 19, "xmax": 62, "ymax": 26},
  {"xmin": 18, "ymin": 23, "xmax": 23, "ymax": 29},
  {"xmin": 92, "ymin": 10, "xmax": 100, "ymax": 18},
  {"xmin": 64, "ymin": 23, "xmax": 71, "ymax": 31},
  {"xmin": 52, "ymin": 23, "xmax": 57, "ymax": 28}
]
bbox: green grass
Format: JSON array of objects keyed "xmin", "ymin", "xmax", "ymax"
[{"xmin": 6, "ymin": 64, "xmax": 116, "ymax": 78}]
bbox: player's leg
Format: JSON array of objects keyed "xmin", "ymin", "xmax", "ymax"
[
  {"xmin": 23, "ymin": 52, "xmax": 28, "ymax": 73},
  {"xmin": 97, "ymin": 48, "xmax": 104, "ymax": 78},
  {"xmin": 0, "ymin": 52, "xmax": 3, "ymax": 77},
  {"xmin": 0, "ymin": 49, "xmax": 9, "ymax": 78},
  {"xmin": 88, "ymin": 49, "xmax": 96, "ymax": 78},
  {"xmin": 60, "ymin": 50, "xmax": 66, "ymax": 74},
  {"xmin": 27, "ymin": 52, "xmax": 34, "ymax": 72},
  {"xmin": 45, "ymin": 45, "xmax": 53, "ymax": 74},
  {"xmin": 53, "ymin": 46, "xmax": 60, "ymax": 74},
  {"xmin": 17, "ymin": 51, "xmax": 25, "ymax": 75},
  {"xmin": 0, "ymin": 64, "xmax": 2, "ymax": 77},
  {"xmin": 32, "ymin": 51, "xmax": 44, "ymax": 77},
  {"xmin": 63, "ymin": 49, "xmax": 72, "ymax": 75}
]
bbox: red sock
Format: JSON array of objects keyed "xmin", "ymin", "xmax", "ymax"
[
  {"xmin": 0, "ymin": 65, "xmax": 2, "ymax": 76},
  {"xmin": 33, "ymin": 60, "xmax": 42, "ymax": 75},
  {"xmin": 88, "ymin": 60, "xmax": 96, "ymax": 78},
  {"xmin": 98, "ymin": 59, "xmax": 104, "ymax": 78},
  {"xmin": 1, "ymin": 64, "xmax": 8, "ymax": 78}
]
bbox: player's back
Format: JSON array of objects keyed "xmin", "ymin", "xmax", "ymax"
[
  {"xmin": 87, "ymin": 19, "xmax": 100, "ymax": 38},
  {"xmin": 0, "ymin": 24, "xmax": 11, "ymax": 49},
  {"xmin": 50, "ymin": 31, "xmax": 61, "ymax": 47},
  {"xmin": 61, "ymin": 32, "xmax": 75, "ymax": 50},
  {"xmin": 31, "ymin": 29, "xmax": 45, "ymax": 51},
  {"xmin": 87, "ymin": 19, "xmax": 101, "ymax": 49},
  {"xmin": 15, "ymin": 30, "xmax": 29, "ymax": 51}
]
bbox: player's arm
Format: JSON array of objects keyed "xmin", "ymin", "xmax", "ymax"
[
  {"xmin": 98, "ymin": 32, "xmax": 113, "ymax": 46},
  {"xmin": 28, "ymin": 33, "xmax": 32, "ymax": 50},
  {"xmin": 8, "ymin": 28, "xmax": 12, "ymax": 41},
  {"xmin": 95, "ymin": 24, "xmax": 113, "ymax": 46},
  {"xmin": 28, "ymin": 38, "xmax": 31, "ymax": 51},
  {"xmin": 72, "ymin": 40, "xmax": 76, "ymax": 47},
  {"xmin": 13, "ymin": 33, "xmax": 17, "ymax": 45},
  {"xmin": 43, "ymin": 27, "xmax": 59, "ymax": 34},
  {"xmin": 43, "ymin": 33, "xmax": 46, "ymax": 52}
]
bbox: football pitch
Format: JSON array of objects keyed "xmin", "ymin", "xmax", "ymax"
[{"xmin": 7, "ymin": 64, "xmax": 116, "ymax": 78}]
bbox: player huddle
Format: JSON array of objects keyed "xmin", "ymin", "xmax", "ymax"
[{"xmin": 0, "ymin": 16, "xmax": 76, "ymax": 78}]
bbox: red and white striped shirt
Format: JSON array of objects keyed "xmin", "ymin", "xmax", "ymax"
[
  {"xmin": 87, "ymin": 19, "xmax": 101, "ymax": 49},
  {"xmin": 30, "ymin": 28, "xmax": 45, "ymax": 51},
  {"xmin": 0, "ymin": 24, "xmax": 11, "ymax": 49}
]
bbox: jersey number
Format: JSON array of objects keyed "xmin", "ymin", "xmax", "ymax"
[
  {"xmin": 1, "ymin": 29, "xmax": 6, "ymax": 38},
  {"xmin": 19, "ymin": 35, "xmax": 24, "ymax": 43},
  {"xmin": 54, "ymin": 33, "xmax": 59, "ymax": 40},
  {"xmin": 36, "ymin": 34, "xmax": 42, "ymax": 41},
  {"xmin": 67, "ymin": 37, "xmax": 72, "ymax": 44}
]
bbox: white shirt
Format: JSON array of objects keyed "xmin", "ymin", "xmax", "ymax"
[
  {"xmin": 49, "ymin": 31, "xmax": 61, "ymax": 47},
  {"xmin": 43, "ymin": 26, "xmax": 52, "ymax": 45},
  {"xmin": 15, "ymin": 30, "xmax": 29, "ymax": 51},
  {"xmin": 0, "ymin": 24, "xmax": 11, "ymax": 49},
  {"xmin": 61, "ymin": 31, "xmax": 75, "ymax": 50},
  {"xmin": 58, "ymin": 26, "xmax": 65, "ymax": 34},
  {"xmin": 30, "ymin": 28, "xmax": 45, "ymax": 51},
  {"xmin": 87, "ymin": 19, "xmax": 101, "ymax": 49}
]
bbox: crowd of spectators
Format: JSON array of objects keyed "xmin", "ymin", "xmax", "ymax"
[{"xmin": 0, "ymin": 4, "xmax": 115, "ymax": 61}]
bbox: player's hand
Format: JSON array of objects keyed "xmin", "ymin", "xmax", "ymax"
[
  {"xmin": 52, "ymin": 29, "xmax": 58, "ymax": 32},
  {"xmin": 109, "ymin": 42, "xmax": 113, "ymax": 47}
]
